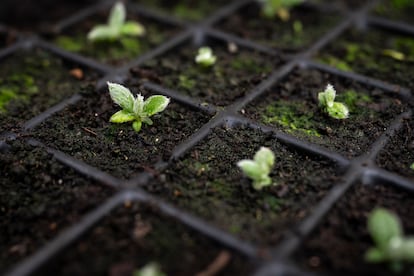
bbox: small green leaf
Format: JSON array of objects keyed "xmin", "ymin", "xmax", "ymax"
[
  {"xmin": 143, "ymin": 95, "xmax": 170, "ymax": 116},
  {"xmin": 254, "ymin": 147, "xmax": 275, "ymax": 170},
  {"xmin": 237, "ymin": 160, "xmax": 262, "ymax": 180},
  {"xmin": 365, "ymin": 247, "xmax": 386, "ymax": 263},
  {"xmin": 121, "ymin": 21, "xmax": 146, "ymax": 37},
  {"xmin": 327, "ymin": 102, "xmax": 349, "ymax": 119},
  {"xmin": 195, "ymin": 47, "xmax": 217, "ymax": 67},
  {"xmin": 368, "ymin": 208, "xmax": 403, "ymax": 251},
  {"xmin": 133, "ymin": 94, "xmax": 144, "ymax": 116},
  {"xmin": 108, "ymin": 2, "xmax": 126, "ymax": 28},
  {"xmin": 107, "ymin": 82, "xmax": 134, "ymax": 112},
  {"xmin": 134, "ymin": 262, "xmax": 166, "ymax": 276},
  {"xmin": 318, "ymin": 84, "xmax": 336, "ymax": 108},
  {"xmin": 132, "ymin": 120, "xmax": 142, "ymax": 132},
  {"xmin": 109, "ymin": 110, "xmax": 135, "ymax": 123},
  {"xmin": 87, "ymin": 25, "xmax": 119, "ymax": 41}
]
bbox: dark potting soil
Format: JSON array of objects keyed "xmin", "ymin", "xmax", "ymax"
[
  {"xmin": 317, "ymin": 27, "xmax": 414, "ymax": 90},
  {"xmin": 130, "ymin": 41, "xmax": 279, "ymax": 107},
  {"xmin": 374, "ymin": 1, "xmax": 414, "ymax": 25},
  {"xmin": 294, "ymin": 182, "xmax": 414, "ymax": 276},
  {"xmin": 145, "ymin": 125, "xmax": 340, "ymax": 246},
  {"xmin": 317, "ymin": 0, "xmax": 369, "ymax": 9},
  {"xmin": 0, "ymin": 48, "xmax": 99, "ymax": 134},
  {"xmin": 37, "ymin": 202, "xmax": 253, "ymax": 276},
  {"xmin": 377, "ymin": 117, "xmax": 414, "ymax": 180},
  {"xmin": 49, "ymin": 8, "xmax": 180, "ymax": 67},
  {"xmin": 32, "ymin": 87, "xmax": 211, "ymax": 179},
  {"xmin": 0, "ymin": 31, "xmax": 17, "ymax": 49},
  {"xmin": 244, "ymin": 68, "xmax": 406, "ymax": 158},
  {"xmin": 0, "ymin": 140, "xmax": 112, "ymax": 274},
  {"xmin": 0, "ymin": 0, "xmax": 98, "ymax": 31},
  {"xmin": 216, "ymin": 3, "xmax": 340, "ymax": 52},
  {"xmin": 134, "ymin": 0, "xmax": 229, "ymax": 21}
]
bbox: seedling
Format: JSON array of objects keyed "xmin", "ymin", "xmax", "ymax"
[
  {"xmin": 237, "ymin": 147, "xmax": 275, "ymax": 190},
  {"xmin": 318, "ymin": 84, "xmax": 349, "ymax": 120},
  {"xmin": 133, "ymin": 262, "xmax": 166, "ymax": 276},
  {"xmin": 365, "ymin": 208, "xmax": 414, "ymax": 272},
  {"xmin": 257, "ymin": 0, "xmax": 303, "ymax": 21},
  {"xmin": 107, "ymin": 82, "xmax": 170, "ymax": 132},
  {"xmin": 88, "ymin": 2, "xmax": 145, "ymax": 41},
  {"xmin": 195, "ymin": 47, "xmax": 217, "ymax": 67}
]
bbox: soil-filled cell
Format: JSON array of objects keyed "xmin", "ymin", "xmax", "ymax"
[
  {"xmin": 145, "ymin": 125, "xmax": 340, "ymax": 246},
  {"xmin": 0, "ymin": 49, "xmax": 99, "ymax": 133},
  {"xmin": 49, "ymin": 6, "xmax": 180, "ymax": 67},
  {"xmin": 33, "ymin": 88, "xmax": 210, "ymax": 179},
  {"xmin": 244, "ymin": 68, "xmax": 406, "ymax": 158},
  {"xmin": 130, "ymin": 41, "xmax": 280, "ymax": 107},
  {"xmin": 37, "ymin": 202, "xmax": 252, "ymax": 276},
  {"xmin": 317, "ymin": 28, "xmax": 414, "ymax": 89},
  {"xmin": 216, "ymin": 2, "xmax": 340, "ymax": 53},
  {"xmin": 295, "ymin": 182, "xmax": 414, "ymax": 276},
  {"xmin": 0, "ymin": 140, "xmax": 111, "ymax": 274}
]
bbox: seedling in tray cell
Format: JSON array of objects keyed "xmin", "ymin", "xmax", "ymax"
[
  {"xmin": 88, "ymin": 2, "xmax": 145, "ymax": 41},
  {"xmin": 318, "ymin": 84, "xmax": 349, "ymax": 120},
  {"xmin": 365, "ymin": 208, "xmax": 414, "ymax": 272},
  {"xmin": 237, "ymin": 146, "xmax": 275, "ymax": 190},
  {"xmin": 257, "ymin": 0, "xmax": 303, "ymax": 21},
  {"xmin": 195, "ymin": 46, "xmax": 217, "ymax": 67},
  {"xmin": 108, "ymin": 82, "xmax": 170, "ymax": 132}
]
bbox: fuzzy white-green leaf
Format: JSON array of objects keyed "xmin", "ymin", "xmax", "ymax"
[
  {"xmin": 87, "ymin": 25, "xmax": 119, "ymax": 41},
  {"xmin": 108, "ymin": 2, "xmax": 126, "ymax": 28},
  {"xmin": 121, "ymin": 21, "xmax": 146, "ymax": 36},
  {"xmin": 143, "ymin": 95, "xmax": 170, "ymax": 116},
  {"xmin": 327, "ymin": 102, "xmax": 349, "ymax": 119},
  {"xmin": 368, "ymin": 208, "xmax": 403, "ymax": 251},
  {"xmin": 108, "ymin": 82, "xmax": 134, "ymax": 112},
  {"xmin": 318, "ymin": 83, "xmax": 336, "ymax": 108},
  {"xmin": 365, "ymin": 247, "xmax": 386, "ymax": 263},
  {"xmin": 195, "ymin": 47, "xmax": 217, "ymax": 67},
  {"xmin": 134, "ymin": 262, "xmax": 166, "ymax": 276},
  {"xmin": 109, "ymin": 110, "xmax": 135, "ymax": 123},
  {"xmin": 237, "ymin": 160, "xmax": 263, "ymax": 180},
  {"xmin": 133, "ymin": 94, "xmax": 145, "ymax": 116},
  {"xmin": 132, "ymin": 121, "xmax": 142, "ymax": 132},
  {"xmin": 254, "ymin": 147, "xmax": 275, "ymax": 171}
]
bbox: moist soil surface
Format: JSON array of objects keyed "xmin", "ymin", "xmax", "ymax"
[
  {"xmin": 37, "ymin": 202, "xmax": 252, "ymax": 276},
  {"xmin": 377, "ymin": 117, "xmax": 414, "ymax": 180},
  {"xmin": 49, "ymin": 8, "xmax": 180, "ymax": 67},
  {"xmin": 0, "ymin": 48, "xmax": 99, "ymax": 133},
  {"xmin": 0, "ymin": 140, "xmax": 112, "ymax": 274},
  {"xmin": 131, "ymin": 41, "xmax": 279, "ymax": 107},
  {"xmin": 244, "ymin": 68, "xmax": 406, "ymax": 158},
  {"xmin": 294, "ymin": 182, "xmax": 414, "ymax": 276},
  {"xmin": 32, "ymin": 87, "xmax": 210, "ymax": 180},
  {"xmin": 216, "ymin": 3, "xmax": 340, "ymax": 53},
  {"xmin": 374, "ymin": 2, "xmax": 414, "ymax": 25},
  {"xmin": 317, "ymin": 27, "xmax": 414, "ymax": 90},
  {"xmin": 145, "ymin": 125, "xmax": 340, "ymax": 246},
  {"xmin": 133, "ymin": 0, "xmax": 229, "ymax": 21}
]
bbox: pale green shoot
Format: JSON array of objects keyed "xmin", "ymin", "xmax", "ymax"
[
  {"xmin": 318, "ymin": 84, "xmax": 349, "ymax": 120},
  {"xmin": 195, "ymin": 47, "xmax": 217, "ymax": 67},
  {"xmin": 365, "ymin": 208, "xmax": 414, "ymax": 272},
  {"xmin": 88, "ymin": 2, "xmax": 145, "ymax": 41},
  {"xmin": 237, "ymin": 147, "xmax": 275, "ymax": 190},
  {"xmin": 107, "ymin": 82, "xmax": 169, "ymax": 132},
  {"xmin": 258, "ymin": 0, "xmax": 303, "ymax": 21},
  {"xmin": 133, "ymin": 262, "xmax": 166, "ymax": 276}
]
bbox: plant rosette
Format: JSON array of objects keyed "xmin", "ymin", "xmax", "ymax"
[
  {"xmin": 243, "ymin": 68, "xmax": 407, "ymax": 158},
  {"xmin": 130, "ymin": 42, "xmax": 279, "ymax": 107},
  {"xmin": 294, "ymin": 182, "xmax": 414, "ymax": 275},
  {"xmin": 32, "ymin": 86, "xmax": 210, "ymax": 180},
  {"xmin": 216, "ymin": 2, "xmax": 340, "ymax": 52},
  {"xmin": 146, "ymin": 125, "xmax": 339, "ymax": 246}
]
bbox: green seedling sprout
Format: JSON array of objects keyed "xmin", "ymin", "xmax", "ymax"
[
  {"xmin": 88, "ymin": 2, "xmax": 145, "ymax": 41},
  {"xmin": 107, "ymin": 82, "xmax": 170, "ymax": 132},
  {"xmin": 410, "ymin": 163, "xmax": 414, "ymax": 170},
  {"xmin": 318, "ymin": 84, "xmax": 349, "ymax": 120},
  {"xmin": 365, "ymin": 208, "xmax": 414, "ymax": 272},
  {"xmin": 195, "ymin": 47, "xmax": 217, "ymax": 67},
  {"xmin": 258, "ymin": 0, "xmax": 303, "ymax": 21},
  {"xmin": 133, "ymin": 262, "xmax": 166, "ymax": 276},
  {"xmin": 237, "ymin": 147, "xmax": 275, "ymax": 190}
]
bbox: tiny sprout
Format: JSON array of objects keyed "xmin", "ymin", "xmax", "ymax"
[
  {"xmin": 195, "ymin": 47, "xmax": 217, "ymax": 67},
  {"xmin": 318, "ymin": 84, "xmax": 349, "ymax": 120},
  {"xmin": 88, "ymin": 2, "xmax": 145, "ymax": 41},
  {"xmin": 237, "ymin": 147, "xmax": 275, "ymax": 190},
  {"xmin": 133, "ymin": 262, "xmax": 166, "ymax": 276},
  {"xmin": 258, "ymin": 0, "xmax": 303, "ymax": 21},
  {"xmin": 410, "ymin": 163, "xmax": 414, "ymax": 170},
  {"xmin": 365, "ymin": 208, "xmax": 414, "ymax": 272},
  {"xmin": 107, "ymin": 82, "xmax": 170, "ymax": 132}
]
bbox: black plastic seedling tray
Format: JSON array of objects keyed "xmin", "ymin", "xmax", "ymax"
[{"xmin": 1, "ymin": 0, "xmax": 414, "ymax": 275}]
